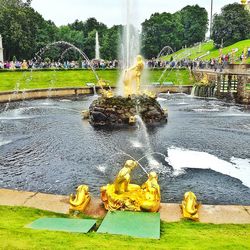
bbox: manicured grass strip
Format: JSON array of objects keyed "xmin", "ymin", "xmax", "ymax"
[
  {"xmin": 0, "ymin": 69, "xmax": 194, "ymax": 92},
  {"xmin": 0, "ymin": 206, "xmax": 250, "ymax": 250}
]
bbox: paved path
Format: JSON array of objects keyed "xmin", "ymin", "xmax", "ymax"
[{"xmin": 1, "ymin": 188, "xmax": 250, "ymax": 224}]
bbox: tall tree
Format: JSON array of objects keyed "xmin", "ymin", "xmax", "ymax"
[
  {"xmin": 141, "ymin": 5, "xmax": 208, "ymax": 59},
  {"xmin": 179, "ymin": 5, "xmax": 208, "ymax": 47},
  {"xmin": 212, "ymin": 3, "xmax": 250, "ymax": 47},
  {"xmin": 0, "ymin": 0, "xmax": 58, "ymax": 60},
  {"xmin": 141, "ymin": 12, "xmax": 184, "ymax": 59},
  {"xmin": 100, "ymin": 25, "xmax": 123, "ymax": 60}
]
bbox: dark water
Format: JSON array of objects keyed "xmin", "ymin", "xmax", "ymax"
[{"xmin": 0, "ymin": 94, "xmax": 250, "ymax": 205}]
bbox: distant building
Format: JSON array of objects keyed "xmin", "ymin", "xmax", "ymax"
[
  {"xmin": 241, "ymin": 0, "xmax": 250, "ymax": 11},
  {"xmin": 0, "ymin": 35, "xmax": 3, "ymax": 62}
]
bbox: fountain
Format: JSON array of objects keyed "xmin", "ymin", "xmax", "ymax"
[
  {"xmin": 0, "ymin": 0, "xmax": 250, "ymax": 213},
  {"xmin": 95, "ymin": 31, "xmax": 100, "ymax": 60},
  {"xmin": 88, "ymin": 1, "xmax": 167, "ymax": 127},
  {"xmin": 35, "ymin": 41, "xmax": 99, "ymax": 81}
]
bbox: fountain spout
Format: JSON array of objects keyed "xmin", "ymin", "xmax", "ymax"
[{"xmin": 95, "ymin": 31, "xmax": 100, "ymax": 60}]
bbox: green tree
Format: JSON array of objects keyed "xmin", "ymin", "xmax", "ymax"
[
  {"xmin": 212, "ymin": 3, "xmax": 250, "ymax": 47},
  {"xmin": 68, "ymin": 18, "xmax": 108, "ymax": 59},
  {"xmin": 101, "ymin": 25, "xmax": 122, "ymax": 60},
  {"xmin": 178, "ymin": 5, "xmax": 208, "ymax": 47},
  {"xmin": 0, "ymin": 0, "xmax": 58, "ymax": 60},
  {"xmin": 141, "ymin": 12, "xmax": 183, "ymax": 59}
]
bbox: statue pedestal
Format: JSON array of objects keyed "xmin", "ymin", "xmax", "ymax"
[{"xmin": 89, "ymin": 95, "xmax": 167, "ymax": 127}]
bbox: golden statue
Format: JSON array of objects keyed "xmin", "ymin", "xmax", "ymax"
[
  {"xmin": 143, "ymin": 90, "xmax": 157, "ymax": 99},
  {"xmin": 69, "ymin": 185, "xmax": 91, "ymax": 212},
  {"xmin": 98, "ymin": 79, "xmax": 114, "ymax": 98},
  {"xmin": 101, "ymin": 160, "xmax": 161, "ymax": 212},
  {"xmin": 140, "ymin": 172, "xmax": 161, "ymax": 212},
  {"xmin": 200, "ymin": 73, "xmax": 209, "ymax": 85},
  {"xmin": 180, "ymin": 191, "xmax": 199, "ymax": 221},
  {"xmin": 101, "ymin": 89, "xmax": 114, "ymax": 98},
  {"xmin": 129, "ymin": 116, "xmax": 136, "ymax": 125},
  {"xmin": 114, "ymin": 160, "xmax": 138, "ymax": 194},
  {"xmin": 123, "ymin": 55, "xmax": 144, "ymax": 96}
]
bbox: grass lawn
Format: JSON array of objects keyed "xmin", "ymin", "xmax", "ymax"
[
  {"xmin": 0, "ymin": 69, "xmax": 194, "ymax": 92},
  {"xmin": 0, "ymin": 206, "xmax": 250, "ymax": 250},
  {"xmin": 163, "ymin": 39, "xmax": 250, "ymax": 63}
]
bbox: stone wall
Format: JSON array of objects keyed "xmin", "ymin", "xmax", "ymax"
[{"xmin": 0, "ymin": 85, "xmax": 193, "ymax": 103}]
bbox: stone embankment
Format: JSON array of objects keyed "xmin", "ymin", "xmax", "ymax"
[{"xmin": 1, "ymin": 188, "xmax": 250, "ymax": 224}]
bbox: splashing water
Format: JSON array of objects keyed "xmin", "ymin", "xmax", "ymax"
[
  {"xmin": 135, "ymin": 115, "xmax": 161, "ymax": 168},
  {"xmin": 35, "ymin": 41, "xmax": 99, "ymax": 81},
  {"xmin": 116, "ymin": 0, "xmax": 140, "ymax": 96},
  {"xmin": 165, "ymin": 147, "xmax": 250, "ymax": 188}
]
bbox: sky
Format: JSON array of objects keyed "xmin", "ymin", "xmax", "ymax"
[{"xmin": 31, "ymin": 0, "xmax": 238, "ymax": 28}]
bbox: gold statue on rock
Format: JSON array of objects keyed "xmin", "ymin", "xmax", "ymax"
[
  {"xmin": 180, "ymin": 191, "xmax": 199, "ymax": 221},
  {"xmin": 69, "ymin": 185, "xmax": 91, "ymax": 212},
  {"xmin": 123, "ymin": 55, "xmax": 144, "ymax": 96},
  {"xmin": 101, "ymin": 160, "xmax": 161, "ymax": 212}
]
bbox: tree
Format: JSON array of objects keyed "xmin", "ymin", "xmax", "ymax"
[
  {"xmin": 101, "ymin": 25, "xmax": 123, "ymax": 60},
  {"xmin": 0, "ymin": 0, "xmax": 58, "ymax": 60},
  {"xmin": 141, "ymin": 5, "xmax": 208, "ymax": 59},
  {"xmin": 68, "ymin": 18, "xmax": 108, "ymax": 59},
  {"xmin": 212, "ymin": 3, "xmax": 250, "ymax": 47},
  {"xmin": 178, "ymin": 5, "xmax": 208, "ymax": 47},
  {"xmin": 141, "ymin": 12, "xmax": 184, "ymax": 59}
]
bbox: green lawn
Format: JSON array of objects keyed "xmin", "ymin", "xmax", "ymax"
[
  {"xmin": 163, "ymin": 39, "xmax": 250, "ymax": 63},
  {"xmin": 0, "ymin": 206, "xmax": 250, "ymax": 250},
  {"xmin": 0, "ymin": 69, "xmax": 194, "ymax": 92}
]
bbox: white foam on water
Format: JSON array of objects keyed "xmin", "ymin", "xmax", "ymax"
[
  {"xmin": 60, "ymin": 99, "xmax": 72, "ymax": 102},
  {"xmin": 177, "ymin": 102, "xmax": 188, "ymax": 105},
  {"xmin": 96, "ymin": 165, "xmax": 106, "ymax": 173},
  {"xmin": 156, "ymin": 97, "xmax": 167, "ymax": 102},
  {"xmin": 130, "ymin": 140, "xmax": 143, "ymax": 148},
  {"xmin": 192, "ymin": 108, "xmax": 220, "ymax": 112},
  {"xmin": 147, "ymin": 155, "xmax": 161, "ymax": 168},
  {"xmin": 0, "ymin": 116, "xmax": 34, "ymax": 120},
  {"xmin": 0, "ymin": 140, "xmax": 12, "ymax": 147},
  {"xmin": 165, "ymin": 147, "xmax": 250, "ymax": 188},
  {"xmin": 218, "ymin": 113, "xmax": 250, "ymax": 117}
]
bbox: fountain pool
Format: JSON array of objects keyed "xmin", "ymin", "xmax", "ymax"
[{"xmin": 0, "ymin": 94, "xmax": 249, "ymax": 205}]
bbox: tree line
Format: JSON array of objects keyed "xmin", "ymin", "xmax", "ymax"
[{"xmin": 0, "ymin": 0, "xmax": 249, "ymax": 61}]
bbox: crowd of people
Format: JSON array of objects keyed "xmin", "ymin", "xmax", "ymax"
[
  {"xmin": 0, "ymin": 48, "xmax": 249, "ymax": 71},
  {"xmin": 0, "ymin": 59, "xmax": 120, "ymax": 70}
]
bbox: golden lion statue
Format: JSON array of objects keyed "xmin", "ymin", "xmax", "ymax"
[
  {"xmin": 180, "ymin": 191, "xmax": 199, "ymax": 220},
  {"xmin": 69, "ymin": 185, "xmax": 91, "ymax": 212}
]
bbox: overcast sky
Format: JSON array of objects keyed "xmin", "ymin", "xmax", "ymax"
[{"xmin": 31, "ymin": 0, "xmax": 238, "ymax": 28}]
